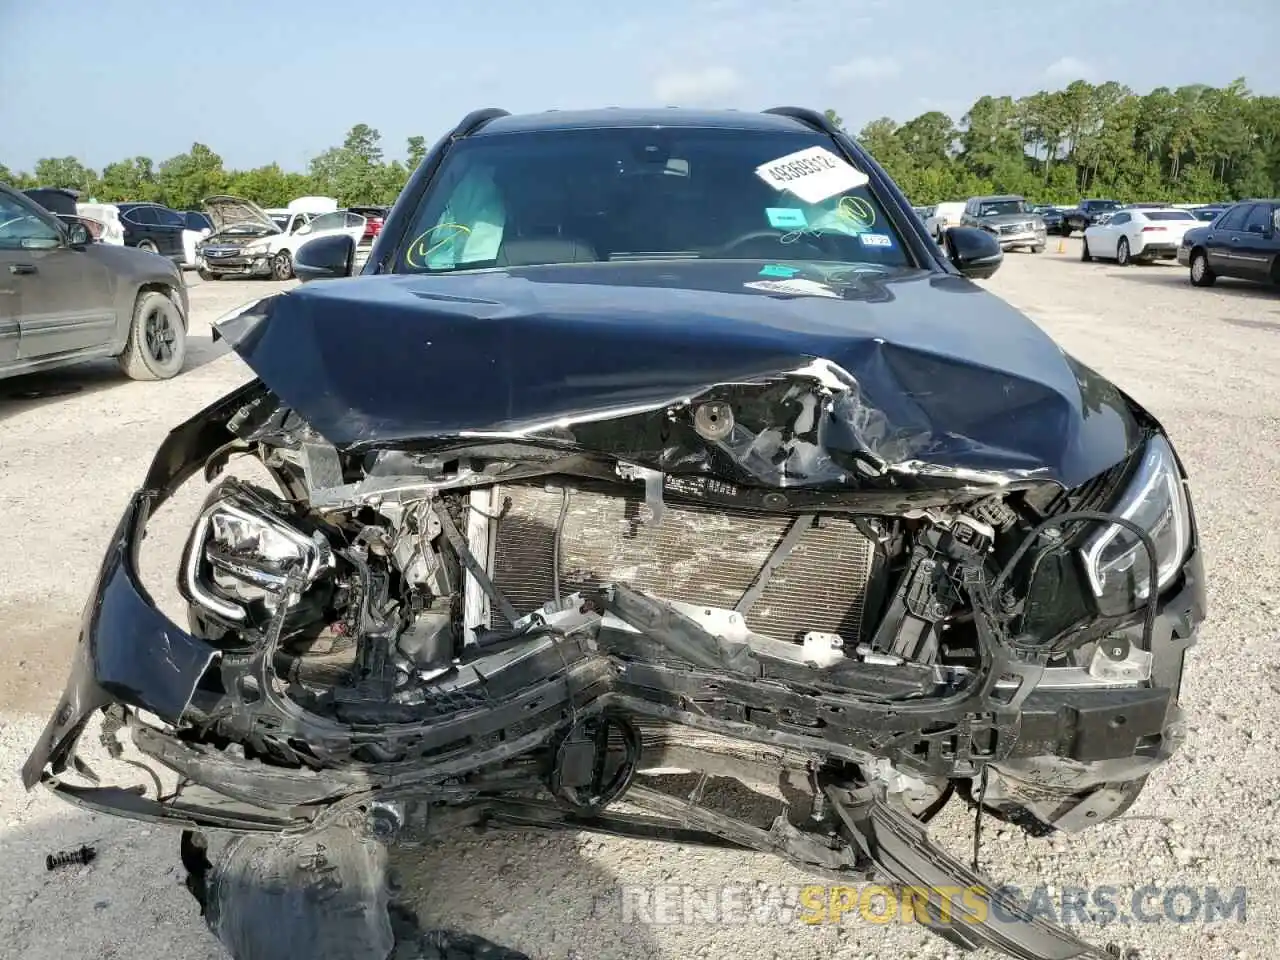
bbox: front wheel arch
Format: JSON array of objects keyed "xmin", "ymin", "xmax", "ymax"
[
  {"xmin": 137, "ymin": 281, "xmax": 187, "ymax": 329},
  {"xmin": 1189, "ymin": 247, "xmax": 1216, "ymax": 286},
  {"xmin": 117, "ymin": 287, "xmax": 187, "ymax": 380}
]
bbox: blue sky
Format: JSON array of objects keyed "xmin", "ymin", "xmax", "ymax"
[{"xmin": 1, "ymin": 0, "xmax": 1277, "ymax": 173}]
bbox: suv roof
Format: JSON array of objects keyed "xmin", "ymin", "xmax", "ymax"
[
  {"xmin": 473, "ymin": 108, "xmax": 813, "ymax": 137},
  {"xmin": 971, "ymin": 194, "xmax": 1024, "ymax": 202}
]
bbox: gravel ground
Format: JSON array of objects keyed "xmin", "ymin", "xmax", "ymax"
[{"xmin": 1, "ymin": 244, "xmax": 1278, "ymax": 959}]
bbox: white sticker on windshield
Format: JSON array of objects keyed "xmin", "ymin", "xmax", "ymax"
[
  {"xmin": 743, "ymin": 278, "xmax": 841, "ymax": 299},
  {"xmin": 755, "ymin": 147, "xmax": 870, "ymax": 204}
]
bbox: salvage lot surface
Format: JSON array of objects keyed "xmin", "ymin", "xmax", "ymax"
[{"xmin": 1, "ymin": 243, "xmax": 1278, "ymax": 959}]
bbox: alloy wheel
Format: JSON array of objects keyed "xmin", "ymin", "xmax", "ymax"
[{"xmin": 144, "ymin": 305, "xmax": 176, "ymax": 364}]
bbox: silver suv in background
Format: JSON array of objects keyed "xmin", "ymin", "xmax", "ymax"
[
  {"xmin": 0, "ymin": 183, "xmax": 189, "ymax": 381},
  {"xmin": 961, "ymin": 194, "xmax": 1047, "ymax": 253}
]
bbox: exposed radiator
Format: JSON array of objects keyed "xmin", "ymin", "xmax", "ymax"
[{"xmin": 484, "ymin": 481, "xmax": 876, "ymax": 644}]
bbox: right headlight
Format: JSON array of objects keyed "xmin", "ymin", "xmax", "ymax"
[
  {"xmin": 181, "ymin": 487, "xmax": 332, "ymax": 624},
  {"xmin": 1081, "ymin": 434, "xmax": 1192, "ymax": 611}
]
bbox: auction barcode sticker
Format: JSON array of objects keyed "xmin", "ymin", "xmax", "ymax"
[{"xmin": 755, "ymin": 147, "xmax": 870, "ymax": 204}]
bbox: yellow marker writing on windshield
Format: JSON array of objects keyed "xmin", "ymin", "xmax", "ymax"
[
  {"xmin": 405, "ymin": 223, "xmax": 472, "ymax": 268},
  {"xmin": 837, "ymin": 196, "xmax": 875, "ymax": 227}
]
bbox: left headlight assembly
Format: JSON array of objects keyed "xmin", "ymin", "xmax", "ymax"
[
  {"xmin": 1082, "ymin": 434, "xmax": 1192, "ymax": 612},
  {"xmin": 181, "ymin": 489, "xmax": 333, "ymax": 624}
]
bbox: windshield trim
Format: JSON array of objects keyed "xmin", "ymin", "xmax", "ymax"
[{"xmin": 388, "ymin": 125, "xmax": 929, "ymax": 278}]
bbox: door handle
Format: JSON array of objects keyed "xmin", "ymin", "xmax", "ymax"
[{"xmin": 8, "ymin": 263, "xmax": 36, "ymax": 275}]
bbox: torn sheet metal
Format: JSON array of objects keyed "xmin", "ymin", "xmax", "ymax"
[{"xmin": 214, "ymin": 261, "xmax": 1139, "ymax": 490}]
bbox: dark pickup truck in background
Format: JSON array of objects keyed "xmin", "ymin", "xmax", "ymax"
[{"xmin": 1060, "ymin": 198, "xmax": 1121, "ymax": 235}]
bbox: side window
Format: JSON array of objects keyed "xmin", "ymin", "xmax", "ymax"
[
  {"xmin": 1242, "ymin": 204, "xmax": 1273, "ymax": 234},
  {"xmin": 154, "ymin": 207, "xmax": 185, "ymax": 228},
  {"xmin": 0, "ymin": 193, "xmax": 62, "ymax": 248},
  {"xmin": 1217, "ymin": 205, "xmax": 1249, "ymax": 231},
  {"xmin": 291, "ymin": 214, "xmax": 310, "ymax": 233},
  {"xmin": 309, "ymin": 212, "xmax": 343, "ymax": 232},
  {"xmin": 126, "ymin": 206, "xmax": 156, "ymax": 225},
  {"xmin": 1110, "ymin": 213, "xmax": 1130, "ymax": 226}
]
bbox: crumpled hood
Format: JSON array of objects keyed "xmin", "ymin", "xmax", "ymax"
[
  {"xmin": 214, "ymin": 261, "xmax": 1141, "ymax": 490},
  {"xmin": 203, "ymin": 195, "xmax": 279, "ymax": 234}
]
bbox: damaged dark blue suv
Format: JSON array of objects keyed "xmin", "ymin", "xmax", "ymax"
[{"xmin": 25, "ymin": 107, "xmax": 1204, "ymax": 960}]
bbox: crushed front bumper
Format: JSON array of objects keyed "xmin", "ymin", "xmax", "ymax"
[
  {"xmin": 24, "ymin": 478, "xmax": 1201, "ymax": 815},
  {"xmin": 23, "ymin": 386, "xmax": 1204, "ymax": 960},
  {"xmin": 198, "ymin": 253, "xmax": 273, "ymax": 278},
  {"xmin": 22, "ymin": 500, "xmax": 1201, "ymax": 960}
]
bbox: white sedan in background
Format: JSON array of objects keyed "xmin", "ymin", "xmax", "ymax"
[
  {"xmin": 197, "ymin": 197, "xmax": 367, "ymax": 281},
  {"xmin": 1081, "ymin": 207, "xmax": 1203, "ymax": 266}
]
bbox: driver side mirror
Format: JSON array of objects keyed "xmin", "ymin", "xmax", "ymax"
[
  {"xmin": 294, "ymin": 233, "xmax": 354, "ymax": 282},
  {"xmin": 943, "ymin": 226, "xmax": 1003, "ymax": 279},
  {"xmin": 66, "ymin": 221, "xmax": 92, "ymax": 248}
]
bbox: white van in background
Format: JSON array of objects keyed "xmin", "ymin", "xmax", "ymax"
[
  {"xmin": 924, "ymin": 201, "xmax": 966, "ymax": 242},
  {"xmin": 75, "ymin": 202, "xmax": 126, "ymax": 245}
]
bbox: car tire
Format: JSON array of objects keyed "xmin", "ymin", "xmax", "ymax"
[
  {"xmin": 1116, "ymin": 237, "xmax": 1131, "ymax": 266},
  {"xmin": 117, "ymin": 290, "xmax": 186, "ymax": 381},
  {"xmin": 1190, "ymin": 249, "xmax": 1216, "ymax": 287},
  {"xmin": 137, "ymin": 239, "xmax": 158, "ymax": 254},
  {"xmin": 197, "ymin": 268, "xmax": 218, "ymax": 282},
  {"xmin": 1080, "ymin": 237, "xmax": 1092, "ymax": 262},
  {"xmin": 271, "ymin": 250, "xmax": 293, "ymax": 281},
  {"xmin": 1031, "ymin": 244, "xmax": 1044, "ymax": 254}
]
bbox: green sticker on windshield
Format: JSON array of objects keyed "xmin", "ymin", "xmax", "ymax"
[
  {"xmin": 766, "ymin": 208, "xmax": 808, "ymax": 230},
  {"xmin": 759, "ymin": 264, "xmax": 799, "ymax": 277}
]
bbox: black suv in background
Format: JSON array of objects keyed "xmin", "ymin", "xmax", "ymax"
[
  {"xmin": 116, "ymin": 202, "xmax": 188, "ymax": 261},
  {"xmin": 1030, "ymin": 203, "xmax": 1064, "ymax": 233},
  {"xmin": 1060, "ymin": 198, "xmax": 1120, "ymax": 235}
]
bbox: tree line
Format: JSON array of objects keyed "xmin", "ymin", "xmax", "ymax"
[
  {"xmin": 831, "ymin": 76, "xmax": 1279, "ymax": 204},
  {"xmin": 0, "ymin": 123, "xmax": 422, "ymax": 212},
  {"xmin": 4, "ymin": 77, "xmax": 1278, "ymax": 211}
]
